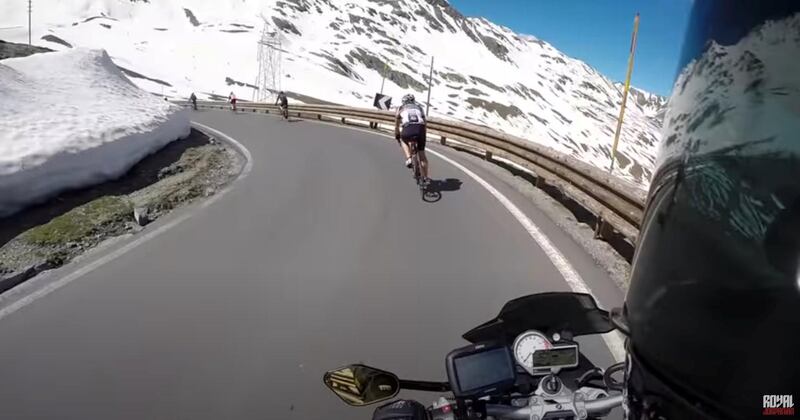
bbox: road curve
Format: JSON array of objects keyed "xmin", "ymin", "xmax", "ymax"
[{"xmin": 0, "ymin": 110, "xmax": 624, "ymax": 419}]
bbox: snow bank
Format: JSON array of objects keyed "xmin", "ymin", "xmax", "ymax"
[{"xmin": 0, "ymin": 48, "xmax": 190, "ymax": 216}]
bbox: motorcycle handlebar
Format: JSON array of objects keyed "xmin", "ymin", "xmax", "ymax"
[
  {"xmin": 585, "ymin": 394, "xmax": 623, "ymax": 412},
  {"xmin": 484, "ymin": 406, "xmax": 529, "ymax": 419},
  {"xmin": 483, "ymin": 394, "xmax": 623, "ymax": 419},
  {"xmin": 399, "ymin": 379, "xmax": 450, "ymax": 393}
]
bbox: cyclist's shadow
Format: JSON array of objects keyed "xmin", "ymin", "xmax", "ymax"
[{"xmin": 422, "ymin": 178, "xmax": 462, "ymax": 203}]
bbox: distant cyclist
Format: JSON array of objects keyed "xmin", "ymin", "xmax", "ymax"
[
  {"xmin": 275, "ymin": 91, "xmax": 289, "ymax": 119},
  {"xmin": 229, "ymin": 92, "xmax": 237, "ymax": 112},
  {"xmin": 394, "ymin": 94, "xmax": 429, "ymax": 183},
  {"xmin": 189, "ymin": 92, "xmax": 197, "ymax": 110}
]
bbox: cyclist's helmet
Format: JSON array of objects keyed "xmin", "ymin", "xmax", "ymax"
[{"xmin": 402, "ymin": 94, "xmax": 415, "ymax": 104}]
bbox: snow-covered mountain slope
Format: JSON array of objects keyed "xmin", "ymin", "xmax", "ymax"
[
  {"xmin": 614, "ymin": 83, "xmax": 668, "ymax": 120},
  {"xmin": 0, "ymin": 48, "xmax": 189, "ymax": 216},
  {"xmin": 0, "ymin": 0, "xmax": 666, "ymax": 187}
]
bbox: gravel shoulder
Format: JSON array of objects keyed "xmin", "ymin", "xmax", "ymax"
[{"xmin": 0, "ymin": 128, "xmax": 244, "ymax": 293}]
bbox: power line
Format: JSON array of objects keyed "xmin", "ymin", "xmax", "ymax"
[{"xmin": 28, "ymin": 0, "xmax": 32, "ymax": 45}]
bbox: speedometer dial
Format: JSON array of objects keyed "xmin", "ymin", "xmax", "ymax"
[{"xmin": 513, "ymin": 331, "xmax": 551, "ymax": 374}]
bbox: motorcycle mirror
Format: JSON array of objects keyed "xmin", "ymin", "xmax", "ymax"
[{"xmin": 323, "ymin": 364, "xmax": 401, "ymax": 406}]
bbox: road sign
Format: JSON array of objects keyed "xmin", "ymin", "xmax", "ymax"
[{"xmin": 373, "ymin": 93, "xmax": 392, "ymax": 110}]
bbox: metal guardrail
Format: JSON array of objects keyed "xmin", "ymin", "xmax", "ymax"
[{"xmin": 188, "ymin": 100, "xmax": 646, "ymax": 243}]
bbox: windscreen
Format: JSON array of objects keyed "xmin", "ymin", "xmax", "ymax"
[
  {"xmin": 453, "ymin": 347, "xmax": 515, "ymax": 393},
  {"xmin": 463, "ymin": 292, "xmax": 613, "ymax": 343}
]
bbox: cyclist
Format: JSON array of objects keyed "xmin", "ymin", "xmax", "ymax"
[
  {"xmin": 189, "ymin": 92, "xmax": 197, "ymax": 110},
  {"xmin": 276, "ymin": 91, "xmax": 289, "ymax": 119},
  {"xmin": 394, "ymin": 94, "xmax": 429, "ymax": 184},
  {"xmin": 229, "ymin": 92, "xmax": 237, "ymax": 111}
]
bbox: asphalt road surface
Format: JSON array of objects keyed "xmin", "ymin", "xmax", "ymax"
[{"xmin": 0, "ymin": 110, "xmax": 624, "ymax": 419}]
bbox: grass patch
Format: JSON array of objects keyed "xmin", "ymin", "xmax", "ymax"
[{"xmin": 23, "ymin": 196, "xmax": 132, "ymax": 246}]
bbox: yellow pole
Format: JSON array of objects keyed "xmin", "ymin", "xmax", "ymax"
[{"xmin": 609, "ymin": 13, "xmax": 640, "ymax": 174}]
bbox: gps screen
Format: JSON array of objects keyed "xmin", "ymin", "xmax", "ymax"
[{"xmin": 454, "ymin": 347, "xmax": 515, "ymax": 392}]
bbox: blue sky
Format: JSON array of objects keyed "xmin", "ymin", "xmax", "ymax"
[{"xmin": 448, "ymin": 0, "xmax": 693, "ymax": 96}]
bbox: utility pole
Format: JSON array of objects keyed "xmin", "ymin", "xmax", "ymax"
[
  {"xmin": 609, "ymin": 13, "xmax": 640, "ymax": 174},
  {"xmin": 28, "ymin": 0, "xmax": 32, "ymax": 45},
  {"xmin": 425, "ymin": 56, "xmax": 434, "ymax": 115}
]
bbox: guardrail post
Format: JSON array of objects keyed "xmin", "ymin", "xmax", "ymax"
[
  {"xmin": 484, "ymin": 150, "xmax": 493, "ymax": 161},
  {"xmin": 440, "ymin": 136, "xmax": 446, "ymax": 145},
  {"xmin": 318, "ymin": 114, "xmax": 322, "ymax": 120},
  {"xmin": 341, "ymin": 117, "xmax": 346, "ymax": 124},
  {"xmin": 535, "ymin": 177, "xmax": 547, "ymax": 189},
  {"xmin": 594, "ymin": 218, "xmax": 614, "ymax": 240}
]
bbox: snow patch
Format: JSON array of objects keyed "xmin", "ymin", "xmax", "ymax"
[{"xmin": 0, "ymin": 48, "xmax": 190, "ymax": 216}]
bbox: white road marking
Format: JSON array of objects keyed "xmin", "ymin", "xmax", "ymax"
[
  {"xmin": 0, "ymin": 124, "xmax": 253, "ymax": 320},
  {"xmin": 192, "ymin": 122, "xmax": 254, "ymax": 179}
]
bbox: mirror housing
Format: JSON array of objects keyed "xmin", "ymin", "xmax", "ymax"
[{"xmin": 323, "ymin": 364, "xmax": 401, "ymax": 406}]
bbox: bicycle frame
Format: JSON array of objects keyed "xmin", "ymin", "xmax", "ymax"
[{"xmin": 408, "ymin": 141, "xmax": 422, "ymax": 184}]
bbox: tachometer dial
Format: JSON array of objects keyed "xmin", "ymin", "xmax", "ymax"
[{"xmin": 513, "ymin": 331, "xmax": 551, "ymax": 373}]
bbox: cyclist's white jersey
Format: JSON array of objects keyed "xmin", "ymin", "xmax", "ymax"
[{"xmin": 396, "ymin": 103, "xmax": 426, "ymax": 128}]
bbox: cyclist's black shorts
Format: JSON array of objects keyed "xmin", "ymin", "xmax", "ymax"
[{"xmin": 400, "ymin": 124, "xmax": 426, "ymax": 151}]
